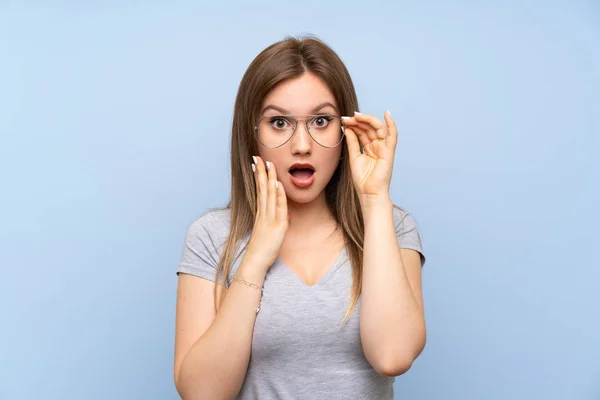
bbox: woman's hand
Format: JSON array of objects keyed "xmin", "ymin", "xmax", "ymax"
[
  {"xmin": 243, "ymin": 156, "xmax": 290, "ymax": 272},
  {"xmin": 342, "ymin": 110, "xmax": 398, "ymax": 205}
]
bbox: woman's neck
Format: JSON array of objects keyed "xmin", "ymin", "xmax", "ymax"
[{"xmin": 286, "ymin": 193, "xmax": 335, "ymax": 235}]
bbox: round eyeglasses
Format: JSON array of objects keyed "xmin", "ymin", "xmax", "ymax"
[{"xmin": 254, "ymin": 114, "xmax": 345, "ymax": 149}]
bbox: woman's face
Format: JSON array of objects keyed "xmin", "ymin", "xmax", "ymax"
[{"xmin": 257, "ymin": 72, "xmax": 343, "ymax": 205}]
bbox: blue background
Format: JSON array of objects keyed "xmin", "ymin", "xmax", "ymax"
[{"xmin": 1, "ymin": 1, "xmax": 599, "ymax": 399}]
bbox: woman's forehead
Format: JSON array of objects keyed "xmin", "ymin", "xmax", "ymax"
[{"xmin": 261, "ymin": 73, "xmax": 337, "ymax": 114}]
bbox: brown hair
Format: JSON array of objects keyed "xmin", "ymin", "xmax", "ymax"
[{"xmin": 212, "ymin": 34, "xmax": 367, "ymax": 326}]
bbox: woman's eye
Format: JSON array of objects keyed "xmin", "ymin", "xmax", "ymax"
[
  {"xmin": 313, "ymin": 116, "xmax": 332, "ymax": 127},
  {"xmin": 269, "ymin": 117, "xmax": 290, "ymax": 129}
]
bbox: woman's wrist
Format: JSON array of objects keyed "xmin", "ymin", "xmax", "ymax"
[{"xmin": 236, "ymin": 256, "xmax": 268, "ymax": 287}]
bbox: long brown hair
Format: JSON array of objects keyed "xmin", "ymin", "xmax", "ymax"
[{"xmin": 212, "ymin": 34, "xmax": 366, "ymax": 326}]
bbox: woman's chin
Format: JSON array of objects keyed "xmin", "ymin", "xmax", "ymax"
[
  {"xmin": 285, "ymin": 186, "xmax": 322, "ymax": 205},
  {"xmin": 286, "ymin": 193, "xmax": 317, "ymax": 205}
]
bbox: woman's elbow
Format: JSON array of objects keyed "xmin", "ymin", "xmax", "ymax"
[
  {"xmin": 376, "ymin": 339, "xmax": 427, "ymax": 377},
  {"xmin": 376, "ymin": 357, "xmax": 415, "ymax": 377},
  {"xmin": 174, "ymin": 367, "xmax": 199, "ymax": 400}
]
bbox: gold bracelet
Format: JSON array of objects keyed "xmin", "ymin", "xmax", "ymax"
[{"xmin": 231, "ymin": 275, "xmax": 264, "ymax": 314}]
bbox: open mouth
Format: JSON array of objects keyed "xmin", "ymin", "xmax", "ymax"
[
  {"xmin": 289, "ymin": 168, "xmax": 315, "ymax": 179},
  {"xmin": 288, "ymin": 166, "xmax": 315, "ymax": 188}
]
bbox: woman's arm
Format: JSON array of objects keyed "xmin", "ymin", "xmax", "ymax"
[
  {"xmin": 359, "ymin": 197, "xmax": 426, "ymax": 377},
  {"xmin": 174, "ymin": 259, "xmax": 266, "ymax": 400}
]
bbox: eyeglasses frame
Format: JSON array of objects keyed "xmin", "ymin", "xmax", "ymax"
[{"xmin": 253, "ymin": 114, "xmax": 346, "ymax": 149}]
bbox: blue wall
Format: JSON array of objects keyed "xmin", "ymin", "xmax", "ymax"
[{"xmin": 1, "ymin": 1, "xmax": 598, "ymax": 399}]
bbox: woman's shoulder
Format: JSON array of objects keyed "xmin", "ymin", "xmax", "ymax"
[
  {"xmin": 391, "ymin": 203, "xmax": 424, "ymax": 240},
  {"xmin": 391, "ymin": 203, "xmax": 426, "ymax": 266},
  {"xmin": 186, "ymin": 206, "xmax": 232, "ymax": 238},
  {"xmin": 392, "ymin": 203, "xmax": 414, "ymax": 226}
]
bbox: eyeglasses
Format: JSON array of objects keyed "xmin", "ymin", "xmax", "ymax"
[{"xmin": 254, "ymin": 114, "xmax": 345, "ymax": 149}]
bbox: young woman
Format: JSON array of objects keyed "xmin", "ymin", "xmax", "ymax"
[{"xmin": 174, "ymin": 35, "xmax": 427, "ymax": 399}]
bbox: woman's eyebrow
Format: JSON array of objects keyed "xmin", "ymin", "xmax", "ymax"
[{"xmin": 261, "ymin": 102, "xmax": 338, "ymax": 114}]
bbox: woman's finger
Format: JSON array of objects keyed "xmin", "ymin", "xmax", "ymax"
[
  {"xmin": 354, "ymin": 112, "xmax": 387, "ymax": 140},
  {"xmin": 345, "ymin": 123, "xmax": 372, "ymax": 153},
  {"xmin": 354, "ymin": 121, "xmax": 378, "ymax": 142},
  {"xmin": 266, "ymin": 160, "xmax": 278, "ymax": 220},
  {"xmin": 383, "ymin": 110, "xmax": 398, "ymax": 149},
  {"xmin": 353, "ymin": 112, "xmax": 384, "ymax": 130},
  {"xmin": 343, "ymin": 117, "xmax": 369, "ymax": 143},
  {"xmin": 251, "ymin": 156, "xmax": 258, "ymax": 212},
  {"xmin": 254, "ymin": 155, "xmax": 267, "ymax": 214}
]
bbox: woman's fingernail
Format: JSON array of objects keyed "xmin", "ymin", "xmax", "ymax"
[
  {"xmin": 252, "ymin": 156, "xmax": 257, "ymax": 165},
  {"xmin": 354, "ymin": 111, "xmax": 362, "ymax": 115},
  {"xmin": 275, "ymin": 181, "xmax": 279, "ymax": 189},
  {"xmin": 341, "ymin": 116, "xmax": 351, "ymax": 120},
  {"xmin": 251, "ymin": 163, "xmax": 256, "ymax": 172},
  {"xmin": 387, "ymin": 110, "xmax": 392, "ymax": 117},
  {"xmin": 266, "ymin": 161, "xmax": 271, "ymax": 171}
]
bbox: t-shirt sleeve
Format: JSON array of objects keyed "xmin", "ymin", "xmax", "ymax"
[
  {"xmin": 393, "ymin": 206, "xmax": 426, "ymax": 267},
  {"xmin": 176, "ymin": 213, "xmax": 220, "ymax": 282}
]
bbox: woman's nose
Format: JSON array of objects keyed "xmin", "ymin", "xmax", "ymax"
[{"xmin": 290, "ymin": 122, "xmax": 313, "ymax": 150}]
